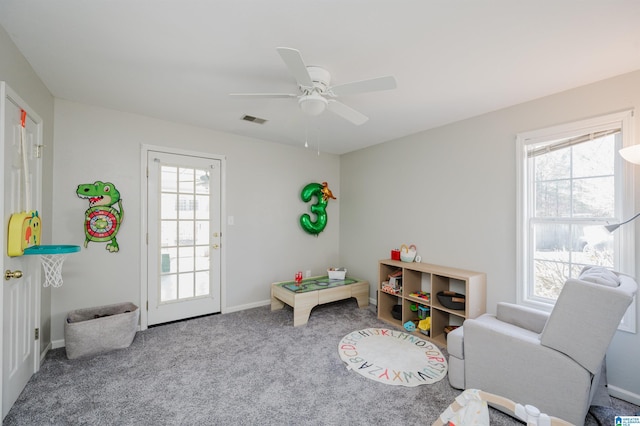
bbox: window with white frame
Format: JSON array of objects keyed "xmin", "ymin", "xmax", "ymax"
[{"xmin": 516, "ymin": 110, "xmax": 636, "ymax": 332}]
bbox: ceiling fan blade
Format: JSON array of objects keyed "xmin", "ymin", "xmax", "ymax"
[
  {"xmin": 329, "ymin": 76, "xmax": 397, "ymax": 97},
  {"xmin": 327, "ymin": 100, "xmax": 369, "ymax": 125},
  {"xmin": 276, "ymin": 47, "xmax": 314, "ymax": 88},
  {"xmin": 229, "ymin": 93, "xmax": 297, "ymax": 99}
]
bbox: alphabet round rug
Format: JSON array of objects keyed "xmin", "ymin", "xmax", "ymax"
[{"xmin": 338, "ymin": 328, "xmax": 448, "ymax": 387}]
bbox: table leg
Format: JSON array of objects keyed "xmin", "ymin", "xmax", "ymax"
[
  {"xmin": 292, "ymin": 291, "xmax": 319, "ymax": 326},
  {"xmin": 293, "ymin": 305, "xmax": 313, "ymax": 327},
  {"xmin": 352, "ymin": 283, "xmax": 370, "ymax": 308},
  {"xmin": 271, "ymin": 296, "xmax": 285, "ymax": 311}
]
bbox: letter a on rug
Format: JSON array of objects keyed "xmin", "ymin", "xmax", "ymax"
[{"xmin": 337, "ymin": 328, "xmax": 448, "ymax": 387}]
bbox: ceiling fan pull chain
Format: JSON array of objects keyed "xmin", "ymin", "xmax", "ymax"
[{"xmin": 304, "ymin": 123, "xmax": 309, "ymax": 148}]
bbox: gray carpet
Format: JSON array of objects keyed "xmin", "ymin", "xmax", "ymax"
[{"xmin": 3, "ymin": 299, "xmax": 638, "ymax": 425}]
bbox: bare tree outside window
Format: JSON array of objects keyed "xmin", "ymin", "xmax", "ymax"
[
  {"xmin": 517, "ymin": 111, "xmax": 635, "ymax": 332},
  {"xmin": 529, "ymin": 134, "xmax": 616, "ymax": 301}
]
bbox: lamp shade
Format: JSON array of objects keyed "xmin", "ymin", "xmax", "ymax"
[
  {"xmin": 604, "ymin": 223, "xmax": 621, "ymax": 233},
  {"xmin": 605, "ymin": 212, "xmax": 640, "ymax": 233},
  {"xmin": 299, "ymin": 93, "xmax": 327, "ymax": 116},
  {"xmin": 619, "ymin": 145, "xmax": 640, "ymax": 165}
]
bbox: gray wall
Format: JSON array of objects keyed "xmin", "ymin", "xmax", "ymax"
[
  {"xmin": 51, "ymin": 100, "xmax": 340, "ymax": 342},
  {"xmin": 0, "ymin": 25, "xmax": 55, "ymax": 352},
  {"xmin": 340, "ymin": 69, "xmax": 640, "ymax": 403}
]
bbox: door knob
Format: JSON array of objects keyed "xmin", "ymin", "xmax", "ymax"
[{"xmin": 5, "ymin": 270, "xmax": 23, "ymax": 280}]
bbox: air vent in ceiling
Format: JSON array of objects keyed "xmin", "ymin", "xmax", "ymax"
[{"xmin": 241, "ymin": 115, "xmax": 267, "ymax": 124}]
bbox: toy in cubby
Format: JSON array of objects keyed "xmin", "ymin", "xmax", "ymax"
[
  {"xmin": 416, "ymin": 304, "xmax": 431, "ymax": 336},
  {"xmin": 381, "ymin": 281, "xmax": 401, "ymax": 295},
  {"xmin": 403, "ymin": 303, "xmax": 431, "ymax": 335},
  {"xmin": 417, "ymin": 305, "xmax": 430, "ymax": 319},
  {"xmin": 444, "ymin": 325, "xmax": 460, "ymax": 340},
  {"xmin": 409, "ymin": 291, "xmax": 430, "ymax": 302},
  {"xmin": 418, "ymin": 317, "xmax": 431, "ymax": 336},
  {"xmin": 403, "ymin": 320, "xmax": 417, "ymax": 332}
]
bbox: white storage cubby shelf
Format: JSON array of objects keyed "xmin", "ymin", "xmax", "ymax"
[{"xmin": 377, "ymin": 259, "xmax": 486, "ymax": 347}]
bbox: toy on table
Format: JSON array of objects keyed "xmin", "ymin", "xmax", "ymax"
[
  {"xmin": 295, "ymin": 271, "xmax": 303, "ymax": 285},
  {"xmin": 327, "ymin": 267, "xmax": 347, "ymax": 280}
]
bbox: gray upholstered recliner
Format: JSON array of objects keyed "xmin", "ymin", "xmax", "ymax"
[{"xmin": 447, "ymin": 268, "xmax": 637, "ymax": 425}]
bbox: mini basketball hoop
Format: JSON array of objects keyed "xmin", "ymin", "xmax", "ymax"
[{"xmin": 23, "ymin": 245, "xmax": 80, "ymax": 287}]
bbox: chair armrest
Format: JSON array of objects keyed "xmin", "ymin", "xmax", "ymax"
[{"xmin": 496, "ymin": 302, "xmax": 549, "ymax": 334}]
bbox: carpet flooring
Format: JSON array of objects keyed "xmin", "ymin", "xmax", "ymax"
[{"xmin": 4, "ymin": 299, "xmax": 639, "ymax": 425}]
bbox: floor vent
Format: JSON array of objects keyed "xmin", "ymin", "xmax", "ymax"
[{"xmin": 241, "ymin": 115, "xmax": 267, "ymax": 124}]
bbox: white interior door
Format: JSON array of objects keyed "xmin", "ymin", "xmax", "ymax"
[
  {"xmin": 1, "ymin": 82, "xmax": 42, "ymax": 418},
  {"xmin": 146, "ymin": 151, "xmax": 222, "ymax": 325}
]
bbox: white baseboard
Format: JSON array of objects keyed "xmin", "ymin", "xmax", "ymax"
[
  {"xmin": 222, "ymin": 297, "xmax": 378, "ymax": 314},
  {"xmin": 50, "ymin": 298, "xmax": 376, "ymax": 347},
  {"xmin": 608, "ymin": 384, "xmax": 640, "ymax": 406},
  {"xmin": 39, "ymin": 342, "xmax": 51, "ymax": 364},
  {"xmin": 52, "ymin": 339, "xmax": 65, "ymax": 349},
  {"xmin": 223, "ymin": 299, "xmax": 270, "ymax": 314},
  {"xmin": 225, "ymin": 297, "xmax": 378, "ymax": 314}
]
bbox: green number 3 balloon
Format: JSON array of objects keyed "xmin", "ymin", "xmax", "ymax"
[{"xmin": 300, "ymin": 182, "xmax": 336, "ymax": 235}]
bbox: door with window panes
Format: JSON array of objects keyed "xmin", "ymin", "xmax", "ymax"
[{"xmin": 147, "ymin": 151, "xmax": 221, "ymax": 325}]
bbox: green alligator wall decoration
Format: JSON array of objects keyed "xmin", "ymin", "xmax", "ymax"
[{"xmin": 76, "ymin": 181, "xmax": 124, "ymax": 253}]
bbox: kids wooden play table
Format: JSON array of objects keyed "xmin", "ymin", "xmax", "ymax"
[{"xmin": 271, "ymin": 276, "xmax": 369, "ymax": 326}]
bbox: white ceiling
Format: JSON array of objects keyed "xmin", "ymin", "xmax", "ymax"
[{"xmin": 2, "ymin": 1, "xmax": 640, "ymax": 155}]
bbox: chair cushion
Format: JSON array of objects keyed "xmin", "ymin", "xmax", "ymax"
[
  {"xmin": 540, "ymin": 277, "xmax": 634, "ymax": 374},
  {"xmin": 578, "ymin": 266, "xmax": 620, "ymax": 287}
]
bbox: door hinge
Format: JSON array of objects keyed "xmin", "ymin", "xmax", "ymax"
[
  {"xmin": 146, "ymin": 233, "xmax": 148, "ymax": 245},
  {"xmin": 34, "ymin": 328, "xmax": 39, "ymax": 340},
  {"xmin": 35, "ymin": 145, "xmax": 43, "ymax": 158},
  {"xmin": 146, "ymin": 301, "xmax": 148, "ymax": 311}
]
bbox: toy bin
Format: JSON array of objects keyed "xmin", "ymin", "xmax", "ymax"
[
  {"xmin": 64, "ymin": 302, "xmax": 139, "ymax": 359},
  {"xmin": 327, "ymin": 268, "xmax": 347, "ymax": 280}
]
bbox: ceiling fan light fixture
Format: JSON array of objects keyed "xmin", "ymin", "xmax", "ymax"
[{"xmin": 299, "ymin": 93, "xmax": 327, "ymax": 116}]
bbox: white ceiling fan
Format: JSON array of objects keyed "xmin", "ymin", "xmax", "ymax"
[{"xmin": 230, "ymin": 47, "xmax": 397, "ymax": 125}]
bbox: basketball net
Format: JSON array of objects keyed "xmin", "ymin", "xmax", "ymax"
[{"xmin": 39, "ymin": 254, "xmax": 69, "ymax": 287}]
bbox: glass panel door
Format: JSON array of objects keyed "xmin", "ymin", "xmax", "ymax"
[{"xmin": 147, "ymin": 151, "xmax": 221, "ymax": 325}]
